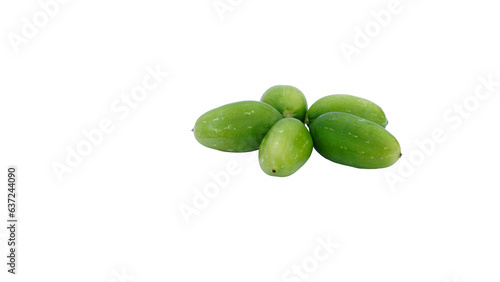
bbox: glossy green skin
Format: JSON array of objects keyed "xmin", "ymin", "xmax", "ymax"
[
  {"xmin": 309, "ymin": 112, "xmax": 401, "ymax": 169},
  {"xmin": 259, "ymin": 118, "xmax": 313, "ymax": 177},
  {"xmin": 194, "ymin": 101, "xmax": 283, "ymax": 152},
  {"xmin": 261, "ymin": 85, "xmax": 308, "ymax": 122},
  {"xmin": 305, "ymin": 94, "xmax": 388, "ymax": 127}
]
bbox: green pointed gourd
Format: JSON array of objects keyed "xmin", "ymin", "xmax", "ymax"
[
  {"xmin": 309, "ymin": 112, "xmax": 401, "ymax": 169},
  {"xmin": 193, "ymin": 101, "xmax": 283, "ymax": 152},
  {"xmin": 305, "ymin": 94, "xmax": 388, "ymax": 127},
  {"xmin": 261, "ymin": 85, "xmax": 308, "ymax": 122},
  {"xmin": 259, "ymin": 118, "xmax": 313, "ymax": 177}
]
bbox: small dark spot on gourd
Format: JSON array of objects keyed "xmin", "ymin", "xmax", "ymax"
[{"xmin": 272, "ymin": 169, "xmax": 276, "ymax": 173}]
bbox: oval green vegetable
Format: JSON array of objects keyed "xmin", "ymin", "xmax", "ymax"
[
  {"xmin": 309, "ymin": 112, "xmax": 401, "ymax": 169},
  {"xmin": 261, "ymin": 85, "xmax": 308, "ymax": 122},
  {"xmin": 305, "ymin": 94, "xmax": 388, "ymax": 127},
  {"xmin": 193, "ymin": 101, "xmax": 283, "ymax": 152},
  {"xmin": 259, "ymin": 118, "xmax": 313, "ymax": 177}
]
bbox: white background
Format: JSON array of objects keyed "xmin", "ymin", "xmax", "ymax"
[{"xmin": 1, "ymin": 0, "xmax": 500, "ymax": 281}]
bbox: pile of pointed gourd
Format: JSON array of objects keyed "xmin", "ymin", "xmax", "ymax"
[{"xmin": 193, "ymin": 85, "xmax": 401, "ymax": 177}]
